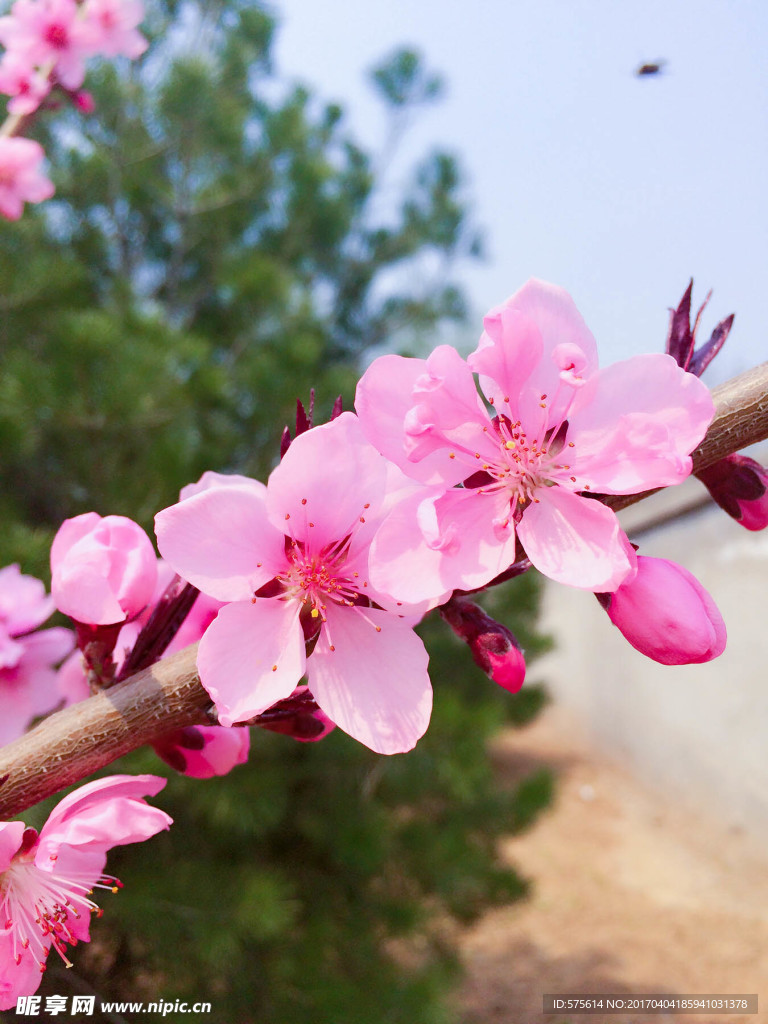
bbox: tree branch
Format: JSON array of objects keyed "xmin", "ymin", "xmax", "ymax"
[
  {"xmin": 0, "ymin": 645, "xmax": 209, "ymax": 819},
  {"xmin": 1, "ymin": 361, "xmax": 767, "ymax": 819}
]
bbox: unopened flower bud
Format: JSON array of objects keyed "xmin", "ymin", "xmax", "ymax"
[
  {"xmin": 697, "ymin": 454, "xmax": 768, "ymax": 532},
  {"xmin": 598, "ymin": 555, "xmax": 726, "ymax": 665},
  {"xmin": 256, "ymin": 687, "xmax": 336, "ymax": 742},
  {"xmin": 440, "ymin": 596, "xmax": 526, "ymax": 693},
  {"xmin": 153, "ymin": 725, "xmax": 250, "ymax": 778},
  {"xmin": 74, "ymin": 90, "xmax": 95, "ymax": 113},
  {"xmin": 51, "ymin": 512, "xmax": 157, "ymax": 626}
]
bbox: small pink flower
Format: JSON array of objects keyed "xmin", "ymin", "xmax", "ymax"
[
  {"xmin": 0, "ymin": 137, "xmax": 54, "ymax": 220},
  {"xmin": 51, "ymin": 513, "xmax": 157, "ymax": 626},
  {"xmin": 357, "ymin": 279, "xmax": 714, "ymax": 599},
  {"xmin": 0, "ymin": 775, "xmax": 171, "ymax": 1010},
  {"xmin": 697, "ymin": 454, "xmax": 768, "ymax": 532},
  {"xmin": 0, "ymin": 0, "xmax": 92, "ymax": 89},
  {"xmin": 0, "ymin": 51, "xmax": 50, "ymax": 114},
  {"xmin": 598, "ymin": 556, "xmax": 727, "ymax": 665},
  {"xmin": 80, "ymin": 0, "xmax": 147, "ymax": 58},
  {"xmin": 155, "ymin": 413, "xmax": 433, "ymax": 755}
]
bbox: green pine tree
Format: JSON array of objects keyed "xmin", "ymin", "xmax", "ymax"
[{"xmin": 2, "ymin": 4, "xmax": 553, "ymax": 1020}]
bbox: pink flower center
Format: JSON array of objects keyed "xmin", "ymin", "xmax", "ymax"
[
  {"xmin": 495, "ymin": 415, "xmax": 572, "ymax": 500},
  {"xmin": 279, "ymin": 536, "xmax": 367, "ymax": 625},
  {"xmin": 0, "ymin": 848, "xmax": 121, "ymax": 972},
  {"xmin": 44, "ymin": 22, "xmax": 69, "ymax": 50},
  {"xmin": 465, "ymin": 348, "xmax": 590, "ymax": 520},
  {"xmin": 461, "ymin": 411, "xmax": 578, "ymax": 527},
  {"xmin": 254, "ymin": 502, "xmax": 380, "ymax": 652}
]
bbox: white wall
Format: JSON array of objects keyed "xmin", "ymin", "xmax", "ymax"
[{"xmin": 537, "ymin": 469, "xmax": 768, "ymax": 837}]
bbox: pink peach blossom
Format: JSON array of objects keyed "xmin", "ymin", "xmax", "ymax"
[
  {"xmin": 51, "ymin": 513, "xmax": 157, "ymax": 626},
  {"xmin": 356, "ymin": 279, "xmax": 714, "ymax": 599},
  {"xmin": 155, "ymin": 413, "xmax": 433, "ymax": 755},
  {"xmin": 0, "ymin": 137, "xmax": 54, "ymax": 220},
  {"xmin": 599, "ymin": 556, "xmax": 726, "ymax": 664},
  {"xmin": 0, "ymin": 0, "xmax": 92, "ymax": 89},
  {"xmin": 80, "ymin": 0, "xmax": 147, "ymax": 58},
  {"xmin": 0, "ymin": 50, "xmax": 50, "ymax": 114},
  {"xmin": 0, "ymin": 775, "xmax": 171, "ymax": 1009}
]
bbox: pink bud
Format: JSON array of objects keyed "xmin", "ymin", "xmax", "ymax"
[
  {"xmin": 600, "ymin": 556, "xmax": 726, "ymax": 665},
  {"xmin": 153, "ymin": 725, "xmax": 250, "ymax": 778},
  {"xmin": 440, "ymin": 597, "xmax": 526, "ymax": 694},
  {"xmin": 51, "ymin": 512, "xmax": 157, "ymax": 626},
  {"xmin": 74, "ymin": 89, "xmax": 95, "ymax": 112},
  {"xmin": 256, "ymin": 686, "xmax": 336, "ymax": 742},
  {"xmin": 697, "ymin": 454, "xmax": 768, "ymax": 532}
]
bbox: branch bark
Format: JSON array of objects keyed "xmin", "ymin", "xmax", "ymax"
[
  {"xmin": 1, "ymin": 361, "xmax": 767, "ymax": 819},
  {"xmin": 0, "ymin": 645, "xmax": 209, "ymax": 818}
]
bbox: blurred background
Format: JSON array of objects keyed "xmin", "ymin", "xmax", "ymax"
[{"xmin": 1, "ymin": 0, "xmax": 766, "ymax": 1021}]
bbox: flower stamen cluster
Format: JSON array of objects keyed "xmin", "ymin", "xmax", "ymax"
[{"xmin": 1, "ymin": 842, "xmax": 120, "ymax": 970}]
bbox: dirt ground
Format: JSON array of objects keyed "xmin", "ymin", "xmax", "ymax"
[{"xmin": 458, "ymin": 705, "xmax": 768, "ymax": 1024}]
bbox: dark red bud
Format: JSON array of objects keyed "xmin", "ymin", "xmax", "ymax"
[
  {"xmin": 255, "ymin": 687, "xmax": 335, "ymax": 742},
  {"xmin": 440, "ymin": 596, "xmax": 526, "ymax": 694},
  {"xmin": 75, "ymin": 90, "xmax": 95, "ymax": 113},
  {"xmin": 697, "ymin": 454, "xmax": 768, "ymax": 531}
]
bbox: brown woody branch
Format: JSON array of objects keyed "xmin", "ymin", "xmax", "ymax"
[
  {"xmin": 0, "ymin": 645, "xmax": 209, "ymax": 819},
  {"xmin": 0, "ymin": 362, "xmax": 767, "ymax": 819}
]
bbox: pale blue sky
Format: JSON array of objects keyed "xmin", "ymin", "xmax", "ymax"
[{"xmin": 273, "ymin": 0, "xmax": 767, "ymax": 381}]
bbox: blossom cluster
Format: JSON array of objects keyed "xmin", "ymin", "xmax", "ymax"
[
  {"xmin": 0, "ymin": 776, "xmax": 170, "ymax": 1010},
  {"xmin": 37, "ymin": 278, "xmax": 764, "ymax": 763},
  {"xmin": 2, "ymin": 277, "xmax": 765, "ymax": 1005},
  {"xmin": 151, "ymin": 278, "xmax": 733, "ymax": 753},
  {"xmin": 0, "ymin": 0, "xmax": 147, "ymax": 219}
]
